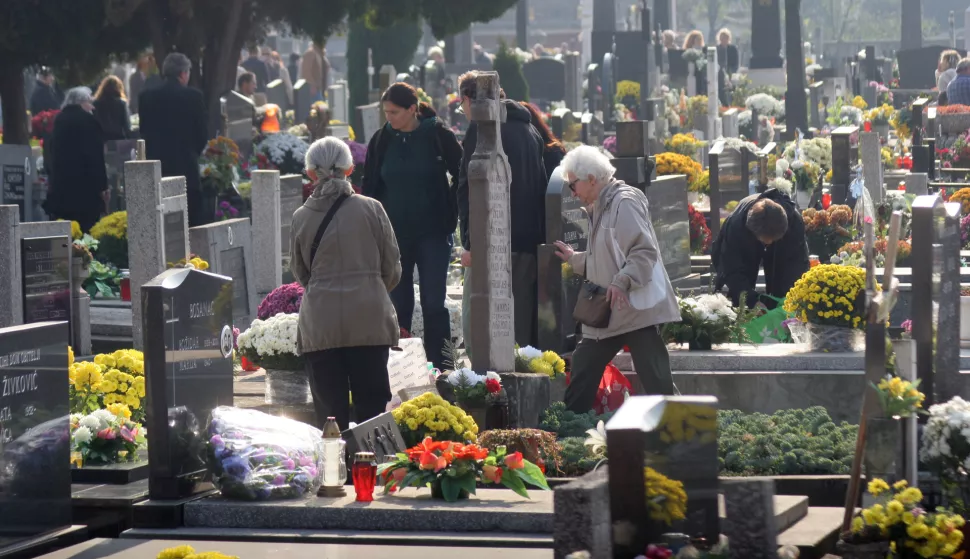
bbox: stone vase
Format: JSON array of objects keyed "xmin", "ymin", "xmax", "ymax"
[
  {"xmin": 835, "ymin": 540, "xmax": 890, "ymax": 559},
  {"xmin": 961, "ymin": 296, "xmax": 970, "ymax": 347},
  {"xmin": 72, "ymin": 257, "xmax": 90, "ymax": 296},
  {"xmin": 873, "ymin": 123, "xmax": 890, "ymax": 141},
  {"xmin": 458, "ymin": 402, "xmax": 487, "ymax": 432},
  {"xmin": 794, "ymin": 189, "xmax": 812, "ymax": 210},
  {"xmin": 864, "ymin": 417, "xmax": 903, "ymax": 482},
  {"xmin": 264, "ymin": 368, "xmax": 312, "ymax": 405}
]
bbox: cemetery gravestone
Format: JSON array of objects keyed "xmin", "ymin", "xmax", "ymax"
[
  {"xmin": 467, "ymin": 72, "xmax": 515, "ymax": 373},
  {"xmin": 225, "ymin": 92, "xmax": 256, "ymax": 160},
  {"xmin": 564, "ymin": 53, "xmax": 583, "ymax": 112},
  {"xmin": 386, "ymin": 338, "xmax": 431, "ymax": 400},
  {"xmin": 830, "ymin": 126, "xmax": 859, "ymax": 204},
  {"xmin": 292, "ymin": 79, "xmax": 313, "ymax": 124},
  {"xmin": 328, "ymin": 82, "xmax": 350, "ymax": 124},
  {"xmin": 897, "ymin": 47, "xmax": 963, "ymax": 89},
  {"xmin": 357, "ymin": 104, "xmax": 381, "ymax": 146},
  {"xmin": 341, "ymin": 412, "xmax": 406, "ymax": 468},
  {"xmin": 0, "ymin": 322, "xmax": 72, "ymax": 552},
  {"xmin": 126, "ymin": 161, "xmax": 165, "ymax": 350},
  {"xmin": 934, "ymin": 202, "xmax": 962, "ymax": 403},
  {"xmin": 706, "ymin": 49, "xmax": 721, "ymax": 140},
  {"xmin": 606, "ymin": 396, "xmax": 720, "ymax": 557},
  {"xmin": 809, "ymin": 82, "xmax": 824, "ymax": 131},
  {"xmin": 581, "ymin": 112, "xmax": 604, "ymax": 146},
  {"xmin": 645, "ymin": 175, "xmax": 692, "ymax": 287},
  {"xmin": 265, "ymin": 79, "xmax": 289, "ymax": 112},
  {"xmin": 189, "ymin": 218, "xmax": 258, "ymax": 329},
  {"xmin": 163, "ymin": 211, "xmax": 188, "ymax": 267},
  {"xmin": 784, "ymin": 0, "xmax": 808, "ymax": 141},
  {"xmin": 587, "ymin": 64, "xmax": 602, "ymax": 116},
  {"xmin": 251, "ymin": 171, "xmax": 282, "ymax": 301},
  {"xmin": 522, "ymin": 58, "xmax": 566, "ymax": 105},
  {"xmin": 0, "ymin": 207, "xmax": 23, "ymax": 328},
  {"xmin": 721, "ymin": 479, "xmax": 778, "ymax": 558},
  {"xmin": 0, "ymin": 145, "xmax": 36, "ymax": 222},
  {"xmin": 722, "ymin": 108, "xmax": 739, "ymax": 138},
  {"xmin": 104, "ymin": 140, "xmax": 138, "ymax": 212},
  {"xmin": 749, "ymin": 0, "xmax": 783, "ymax": 69},
  {"xmin": 279, "ymin": 174, "xmax": 304, "ymax": 284},
  {"xmin": 708, "ymin": 141, "xmax": 751, "ymax": 240},
  {"xmin": 860, "ymin": 132, "xmax": 884, "ymax": 203},
  {"xmin": 20, "ymin": 237, "xmax": 72, "ymax": 344},
  {"xmin": 537, "ymin": 167, "xmax": 589, "ymax": 353},
  {"xmin": 142, "ymin": 268, "xmax": 235, "ymax": 500}
]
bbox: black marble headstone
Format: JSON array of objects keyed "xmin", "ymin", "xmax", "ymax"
[
  {"xmin": 20, "ymin": 237, "xmax": 72, "ymax": 346},
  {"xmin": 708, "ymin": 142, "xmax": 751, "ymax": 240},
  {"xmin": 830, "ymin": 126, "xmax": 858, "ymax": 204},
  {"xmin": 749, "ymin": 0, "xmax": 783, "ymax": 68},
  {"xmin": 0, "ymin": 322, "xmax": 71, "ymax": 551},
  {"xmin": 522, "ymin": 58, "xmax": 566, "ymax": 104},
  {"xmin": 783, "ymin": 0, "xmax": 808, "ymax": 141},
  {"xmin": 219, "ymin": 247, "xmax": 250, "ymax": 322},
  {"xmin": 341, "ymin": 412, "xmax": 406, "ymax": 468},
  {"xmin": 538, "ymin": 167, "xmax": 589, "ymax": 353},
  {"xmin": 142, "ymin": 268, "xmax": 234, "ymax": 500}
]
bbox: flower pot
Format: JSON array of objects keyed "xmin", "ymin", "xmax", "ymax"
[
  {"xmin": 72, "ymin": 257, "xmax": 90, "ymax": 296},
  {"xmin": 264, "ymin": 368, "xmax": 312, "ymax": 405},
  {"xmin": 430, "ymin": 478, "xmax": 470, "ymax": 501},
  {"xmin": 458, "ymin": 402, "xmax": 487, "ymax": 432},
  {"xmin": 873, "ymin": 123, "xmax": 890, "ymax": 141},
  {"xmin": 485, "ymin": 402, "xmax": 510, "ymax": 430},
  {"xmin": 961, "ymin": 296, "xmax": 970, "ymax": 347},
  {"xmin": 791, "ymin": 322, "xmax": 864, "ymax": 352},
  {"xmin": 794, "ymin": 189, "xmax": 812, "ymax": 210},
  {"xmin": 835, "ymin": 540, "xmax": 890, "ymax": 559},
  {"xmin": 864, "ymin": 417, "xmax": 903, "ymax": 482}
]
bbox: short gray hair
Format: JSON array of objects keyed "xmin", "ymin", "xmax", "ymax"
[
  {"xmin": 957, "ymin": 58, "xmax": 970, "ymax": 74},
  {"xmin": 161, "ymin": 53, "xmax": 192, "ymax": 79},
  {"xmin": 428, "ymin": 46, "xmax": 444, "ymax": 60},
  {"xmin": 560, "ymin": 145, "xmax": 615, "ymax": 184},
  {"xmin": 62, "ymin": 86, "xmax": 93, "ymax": 108},
  {"xmin": 305, "ymin": 137, "xmax": 353, "ymax": 178}
]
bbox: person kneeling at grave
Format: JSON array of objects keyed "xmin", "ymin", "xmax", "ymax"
[
  {"xmin": 553, "ymin": 146, "xmax": 680, "ymax": 413},
  {"xmin": 711, "ymin": 188, "xmax": 809, "ymax": 311},
  {"xmin": 291, "ymin": 137, "xmax": 403, "ymax": 431}
]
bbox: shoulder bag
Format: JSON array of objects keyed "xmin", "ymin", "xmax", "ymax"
[
  {"xmin": 308, "ymin": 193, "xmax": 351, "ymax": 265},
  {"xmin": 573, "ymin": 272, "xmax": 612, "ymax": 328}
]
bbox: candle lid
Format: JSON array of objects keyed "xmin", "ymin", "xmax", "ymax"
[{"xmin": 355, "ymin": 451, "xmax": 376, "ymax": 461}]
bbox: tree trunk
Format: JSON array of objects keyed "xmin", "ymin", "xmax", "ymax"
[
  {"xmin": 0, "ymin": 63, "xmax": 29, "ymax": 146},
  {"xmin": 202, "ymin": 0, "xmax": 247, "ymax": 137}
]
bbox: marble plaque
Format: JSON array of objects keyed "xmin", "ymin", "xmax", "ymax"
[
  {"xmin": 0, "ymin": 144, "xmax": 33, "ymax": 220},
  {"xmin": 20, "ymin": 237, "xmax": 72, "ymax": 341},
  {"xmin": 142, "ymin": 268, "xmax": 234, "ymax": 500},
  {"xmin": 0, "ymin": 322, "xmax": 71, "ymax": 548},
  {"xmin": 387, "ymin": 338, "xmax": 430, "ymax": 398}
]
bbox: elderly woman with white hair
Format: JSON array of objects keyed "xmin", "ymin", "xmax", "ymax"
[
  {"xmin": 553, "ymin": 146, "xmax": 680, "ymax": 413},
  {"xmin": 43, "ymin": 86, "xmax": 108, "ymax": 232},
  {"xmin": 291, "ymin": 137, "xmax": 402, "ymax": 430}
]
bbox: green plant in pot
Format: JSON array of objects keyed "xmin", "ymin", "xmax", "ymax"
[{"xmin": 445, "ymin": 368, "xmax": 505, "ymax": 431}]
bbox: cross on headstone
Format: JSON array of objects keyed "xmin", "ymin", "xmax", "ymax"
[{"xmin": 467, "ymin": 72, "xmax": 515, "ymax": 374}]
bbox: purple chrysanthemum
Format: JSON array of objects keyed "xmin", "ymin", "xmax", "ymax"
[{"xmin": 257, "ymin": 282, "xmax": 304, "ymax": 319}]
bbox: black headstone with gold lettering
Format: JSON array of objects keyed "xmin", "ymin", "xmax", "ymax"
[
  {"xmin": 0, "ymin": 321, "xmax": 71, "ymax": 552},
  {"xmin": 142, "ymin": 268, "xmax": 234, "ymax": 500}
]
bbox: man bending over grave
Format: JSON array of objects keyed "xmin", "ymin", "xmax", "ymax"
[{"xmin": 712, "ymin": 189, "xmax": 809, "ymax": 310}]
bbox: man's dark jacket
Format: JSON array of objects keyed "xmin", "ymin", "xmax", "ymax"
[
  {"xmin": 712, "ymin": 188, "xmax": 809, "ymax": 308},
  {"xmin": 44, "ymin": 105, "xmax": 108, "ymax": 218},
  {"xmin": 457, "ymin": 99, "xmax": 546, "ymax": 253},
  {"xmin": 361, "ymin": 109, "xmax": 464, "ymax": 235},
  {"xmin": 241, "ymin": 56, "xmax": 270, "ymax": 93},
  {"xmin": 30, "ymin": 81, "xmax": 62, "ymax": 115},
  {"xmin": 138, "ymin": 78, "xmax": 209, "ymax": 224}
]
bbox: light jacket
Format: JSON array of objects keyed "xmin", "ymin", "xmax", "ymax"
[
  {"xmin": 567, "ymin": 179, "xmax": 681, "ymax": 339},
  {"xmin": 290, "ymin": 177, "xmax": 402, "ymax": 353}
]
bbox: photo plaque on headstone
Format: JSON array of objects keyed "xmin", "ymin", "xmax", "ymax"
[
  {"xmin": 0, "ymin": 322, "xmax": 71, "ymax": 552},
  {"xmin": 20, "ymin": 237, "xmax": 72, "ymax": 342},
  {"xmin": 142, "ymin": 268, "xmax": 235, "ymax": 500}
]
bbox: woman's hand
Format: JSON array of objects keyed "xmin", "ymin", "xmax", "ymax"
[
  {"xmin": 554, "ymin": 241, "xmax": 574, "ymax": 262},
  {"xmin": 606, "ymin": 285, "xmax": 629, "ymax": 311},
  {"xmin": 460, "ymin": 250, "xmax": 472, "ymax": 267}
]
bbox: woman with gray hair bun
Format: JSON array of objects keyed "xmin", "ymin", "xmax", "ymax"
[
  {"xmin": 553, "ymin": 145, "xmax": 680, "ymax": 413},
  {"xmin": 290, "ymin": 136, "xmax": 403, "ymax": 431},
  {"xmin": 44, "ymin": 86, "xmax": 108, "ymax": 232}
]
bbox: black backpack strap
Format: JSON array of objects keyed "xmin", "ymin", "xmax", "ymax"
[{"xmin": 309, "ymin": 193, "xmax": 351, "ymax": 265}]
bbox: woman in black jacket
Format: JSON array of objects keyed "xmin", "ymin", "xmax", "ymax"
[
  {"xmin": 522, "ymin": 102, "xmax": 566, "ymax": 182},
  {"xmin": 362, "ymin": 82, "xmax": 463, "ymax": 370},
  {"xmin": 93, "ymin": 75, "xmax": 132, "ymax": 140},
  {"xmin": 44, "ymin": 87, "xmax": 108, "ymax": 232}
]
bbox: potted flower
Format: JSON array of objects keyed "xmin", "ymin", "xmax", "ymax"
[
  {"xmin": 378, "ymin": 438, "xmax": 549, "ymax": 501},
  {"xmin": 783, "ymin": 264, "xmax": 867, "ymax": 352},
  {"xmin": 257, "ymin": 282, "xmax": 304, "ymax": 320},
  {"xmin": 444, "ymin": 368, "xmax": 505, "ymax": 430},
  {"xmin": 801, "ymin": 205, "xmax": 855, "ymax": 263},
  {"xmin": 236, "ymin": 313, "xmax": 307, "ymax": 405},
  {"xmin": 392, "ymin": 392, "xmax": 479, "ymax": 447},
  {"xmin": 655, "ymin": 152, "xmax": 702, "ymax": 186},
  {"xmin": 514, "ymin": 345, "xmax": 568, "ymax": 403},
  {"xmin": 256, "ymin": 133, "xmax": 309, "ymax": 175},
  {"xmin": 688, "ymin": 204, "xmax": 712, "ymax": 255},
  {"xmin": 661, "ymin": 293, "xmax": 748, "ymax": 350},
  {"xmin": 922, "ymin": 397, "xmax": 970, "ymax": 525},
  {"xmin": 865, "ymin": 104, "xmax": 894, "ymax": 140},
  {"xmin": 199, "ymin": 137, "xmax": 241, "ymax": 222}
]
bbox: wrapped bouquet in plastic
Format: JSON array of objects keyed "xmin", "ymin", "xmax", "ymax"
[{"xmin": 206, "ymin": 406, "xmax": 324, "ymax": 501}]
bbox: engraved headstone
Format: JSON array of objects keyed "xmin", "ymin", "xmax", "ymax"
[
  {"xmin": 564, "ymin": 52, "xmax": 583, "ymax": 112},
  {"xmin": 467, "ymin": 72, "xmax": 515, "ymax": 373},
  {"xmin": 225, "ymin": 91, "xmax": 256, "ymax": 160},
  {"xmin": 830, "ymin": 126, "xmax": 859, "ymax": 204},
  {"xmin": 934, "ymin": 202, "xmax": 962, "ymax": 402},
  {"xmin": 708, "ymin": 141, "xmax": 751, "ymax": 240},
  {"xmin": 292, "ymin": 79, "xmax": 313, "ymax": 124},
  {"xmin": 645, "ymin": 175, "xmax": 692, "ymax": 286},
  {"xmin": 0, "ymin": 322, "xmax": 72, "ymax": 554},
  {"xmin": 784, "ymin": 0, "xmax": 808, "ymax": 141},
  {"xmin": 189, "ymin": 218, "xmax": 258, "ymax": 329},
  {"xmin": 142, "ymin": 268, "xmax": 234, "ymax": 500},
  {"xmin": 251, "ymin": 170, "xmax": 282, "ymax": 301},
  {"xmin": 809, "ymin": 82, "xmax": 824, "ymax": 130},
  {"xmin": 0, "ymin": 145, "xmax": 36, "ymax": 222},
  {"xmin": 279, "ymin": 174, "xmax": 304, "ymax": 284},
  {"xmin": 20, "ymin": 237, "xmax": 72, "ymax": 345}
]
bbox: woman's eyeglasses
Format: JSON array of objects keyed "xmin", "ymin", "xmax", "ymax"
[{"xmin": 567, "ymin": 178, "xmax": 580, "ymax": 193}]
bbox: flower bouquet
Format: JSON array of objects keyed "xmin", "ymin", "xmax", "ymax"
[
  {"xmin": 921, "ymin": 397, "xmax": 970, "ymax": 516},
  {"xmin": 664, "ymin": 133, "xmax": 705, "ymax": 158},
  {"xmin": 744, "ymin": 93, "xmax": 785, "ymax": 118},
  {"xmin": 801, "ymin": 205, "xmax": 855, "ymax": 263},
  {"xmin": 215, "ymin": 200, "xmax": 241, "ymax": 221},
  {"xmin": 69, "ymin": 349, "xmax": 146, "ymax": 422},
  {"xmin": 661, "ymin": 293, "xmax": 747, "ymax": 350},
  {"xmin": 783, "ymin": 264, "xmax": 868, "ymax": 352},
  {"xmin": 688, "ymin": 204, "xmax": 712, "ymax": 255},
  {"xmin": 871, "ymin": 375, "xmax": 925, "ymax": 419},
  {"xmin": 392, "ymin": 392, "xmax": 479, "ymax": 447},
  {"xmin": 866, "ymin": 104, "xmax": 895, "ymax": 126},
  {"xmin": 30, "ymin": 109, "xmax": 58, "ymax": 139},
  {"xmin": 514, "ymin": 346, "xmax": 566, "ymax": 378},
  {"xmin": 255, "ymin": 133, "xmax": 309, "ymax": 175},
  {"xmin": 256, "ymin": 282, "xmax": 304, "ymax": 320},
  {"xmin": 832, "ymin": 239, "xmax": 912, "ymax": 268},
  {"xmin": 71, "ymin": 408, "xmax": 146, "ymax": 464},
  {"xmin": 782, "ymin": 137, "xmax": 832, "ymax": 172},
  {"xmin": 841, "ymin": 478, "xmax": 963, "ymax": 558},
  {"xmin": 199, "ymin": 137, "xmax": 240, "ymax": 196},
  {"xmin": 206, "ymin": 406, "xmax": 324, "ymax": 501},
  {"xmin": 446, "ymin": 368, "xmax": 505, "ymax": 406},
  {"xmin": 236, "ymin": 313, "xmax": 301, "ymax": 370},
  {"xmin": 90, "ymin": 211, "xmax": 129, "ymax": 269},
  {"xmin": 377, "ymin": 437, "xmax": 550, "ymax": 501},
  {"xmin": 684, "ymin": 95, "xmax": 708, "ymax": 131}
]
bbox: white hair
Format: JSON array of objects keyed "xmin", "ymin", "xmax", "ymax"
[
  {"xmin": 560, "ymin": 145, "xmax": 615, "ymax": 184},
  {"xmin": 305, "ymin": 137, "xmax": 353, "ymax": 179},
  {"xmin": 427, "ymin": 46, "xmax": 444, "ymax": 60},
  {"xmin": 62, "ymin": 86, "xmax": 93, "ymax": 108}
]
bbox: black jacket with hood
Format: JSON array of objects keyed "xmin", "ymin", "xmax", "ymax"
[
  {"xmin": 361, "ymin": 106, "xmax": 464, "ymax": 236},
  {"xmin": 457, "ymin": 99, "xmax": 547, "ymax": 253},
  {"xmin": 711, "ymin": 188, "xmax": 809, "ymax": 308}
]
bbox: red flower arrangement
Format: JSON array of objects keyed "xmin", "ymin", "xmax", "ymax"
[
  {"xmin": 485, "ymin": 378, "xmax": 502, "ymax": 394},
  {"xmin": 30, "ymin": 110, "xmax": 58, "ymax": 138},
  {"xmin": 688, "ymin": 203, "xmax": 712, "ymax": 255}
]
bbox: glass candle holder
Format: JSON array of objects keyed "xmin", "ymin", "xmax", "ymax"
[
  {"xmin": 821, "ymin": 189, "xmax": 832, "ymax": 210},
  {"xmin": 352, "ymin": 451, "xmax": 377, "ymax": 502}
]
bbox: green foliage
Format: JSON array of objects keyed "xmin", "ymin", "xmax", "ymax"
[
  {"xmin": 84, "ymin": 260, "xmax": 122, "ymax": 299},
  {"xmin": 356, "ymin": 0, "xmax": 520, "ymax": 39},
  {"xmin": 558, "ymin": 437, "xmax": 604, "ymax": 477},
  {"xmin": 718, "ymin": 407, "xmax": 857, "ymax": 476},
  {"xmin": 539, "ymin": 401, "xmax": 614, "ymax": 439},
  {"xmin": 491, "ymin": 39, "xmax": 528, "ymax": 103},
  {"xmin": 478, "ymin": 429, "xmax": 561, "ymax": 473}
]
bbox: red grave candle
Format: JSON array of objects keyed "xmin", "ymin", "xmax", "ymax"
[
  {"xmin": 821, "ymin": 189, "xmax": 832, "ymax": 210},
  {"xmin": 352, "ymin": 452, "xmax": 377, "ymax": 502}
]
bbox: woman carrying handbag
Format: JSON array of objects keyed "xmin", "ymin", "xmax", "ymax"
[{"xmin": 554, "ymin": 146, "xmax": 681, "ymax": 414}]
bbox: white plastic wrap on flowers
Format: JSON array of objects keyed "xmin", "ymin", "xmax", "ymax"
[
  {"xmin": 788, "ymin": 322, "xmax": 864, "ymax": 352},
  {"xmin": 744, "ymin": 93, "xmax": 785, "ymax": 118},
  {"xmin": 206, "ymin": 406, "xmax": 324, "ymax": 501},
  {"xmin": 408, "ymin": 284, "xmax": 463, "ymax": 345},
  {"xmin": 237, "ymin": 313, "xmax": 300, "ymax": 358}
]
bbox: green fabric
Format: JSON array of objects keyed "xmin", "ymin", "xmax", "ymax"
[
  {"xmin": 380, "ymin": 117, "xmax": 442, "ymax": 242},
  {"xmin": 743, "ymin": 296, "xmax": 793, "ymax": 343}
]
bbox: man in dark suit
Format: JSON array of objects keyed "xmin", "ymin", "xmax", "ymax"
[
  {"xmin": 241, "ymin": 45, "xmax": 271, "ymax": 94},
  {"xmin": 138, "ymin": 52, "xmax": 210, "ymax": 226}
]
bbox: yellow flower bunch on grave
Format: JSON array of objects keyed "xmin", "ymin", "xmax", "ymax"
[
  {"xmin": 157, "ymin": 545, "xmax": 238, "ymax": 559},
  {"xmin": 90, "ymin": 211, "xmax": 127, "ymax": 240},
  {"xmin": 106, "ymin": 402, "xmax": 132, "ymax": 420},
  {"xmin": 655, "ymin": 152, "xmax": 702, "ymax": 186},
  {"xmin": 873, "ymin": 376, "xmax": 925, "ymax": 418},
  {"xmin": 949, "ymin": 187, "xmax": 970, "ymax": 215},
  {"xmin": 664, "ymin": 133, "xmax": 705, "ymax": 157},
  {"xmin": 658, "ymin": 402, "xmax": 717, "ymax": 444},
  {"xmin": 783, "ymin": 264, "xmax": 868, "ymax": 329},
  {"xmin": 852, "ymin": 96, "xmax": 868, "ymax": 110},
  {"xmin": 614, "ymin": 80, "xmax": 641, "ymax": 104},
  {"xmin": 527, "ymin": 351, "xmax": 566, "ymax": 378},
  {"xmin": 866, "ymin": 104, "xmax": 895, "ymax": 125},
  {"xmin": 70, "ymin": 350, "xmax": 146, "ymax": 420},
  {"xmin": 392, "ymin": 392, "xmax": 479, "ymax": 446},
  {"xmin": 644, "ymin": 467, "xmax": 688, "ymax": 525},
  {"xmin": 70, "ymin": 221, "xmax": 82, "ymax": 240}
]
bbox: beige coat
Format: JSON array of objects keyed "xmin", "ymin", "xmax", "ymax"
[
  {"xmin": 299, "ymin": 47, "xmax": 328, "ymax": 96},
  {"xmin": 568, "ymin": 179, "xmax": 681, "ymax": 340},
  {"xmin": 291, "ymin": 178, "xmax": 402, "ymax": 353}
]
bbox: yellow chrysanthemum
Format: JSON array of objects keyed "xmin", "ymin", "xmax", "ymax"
[
  {"xmin": 157, "ymin": 546, "xmax": 196, "ymax": 559},
  {"xmin": 867, "ymin": 478, "xmax": 890, "ymax": 497},
  {"xmin": 107, "ymin": 403, "xmax": 132, "ymax": 419}
]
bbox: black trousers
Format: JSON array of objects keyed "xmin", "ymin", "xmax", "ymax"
[
  {"xmin": 49, "ymin": 209, "xmax": 101, "ymax": 234},
  {"xmin": 565, "ymin": 325, "xmax": 674, "ymax": 414},
  {"xmin": 303, "ymin": 345, "xmax": 391, "ymax": 431}
]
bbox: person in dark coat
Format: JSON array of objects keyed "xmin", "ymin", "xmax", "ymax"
[
  {"xmin": 93, "ymin": 75, "xmax": 132, "ymax": 140},
  {"xmin": 362, "ymin": 82, "xmax": 463, "ymax": 371},
  {"xmin": 29, "ymin": 68, "xmax": 62, "ymax": 115},
  {"xmin": 456, "ymin": 70, "xmax": 547, "ymax": 348},
  {"xmin": 522, "ymin": 102, "xmax": 566, "ymax": 182},
  {"xmin": 44, "ymin": 87, "xmax": 107, "ymax": 232},
  {"xmin": 711, "ymin": 189, "xmax": 809, "ymax": 310},
  {"xmin": 241, "ymin": 45, "xmax": 271, "ymax": 93},
  {"xmin": 138, "ymin": 53, "xmax": 209, "ymax": 226}
]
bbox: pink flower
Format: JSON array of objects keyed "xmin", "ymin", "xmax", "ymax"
[
  {"xmin": 97, "ymin": 428, "xmax": 117, "ymax": 440},
  {"xmin": 864, "ymin": 216, "xmax": 873, "ymax": 224}
]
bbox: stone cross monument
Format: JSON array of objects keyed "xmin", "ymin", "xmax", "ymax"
[{"xmin": 468, "ymin": 72, "xmax": 515, "ymax": 374}]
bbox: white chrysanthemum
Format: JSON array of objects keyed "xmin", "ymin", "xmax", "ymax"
[
  {"xmin": 775, "ymin": 158, "xmax": 790, "ymax": 175},
  {"xmin": 237, "ymin": 313, "xmax": 300, "ymax": 357},
  {"xmin": 79, "ymin": 416, "xmax": 101, "ymax": 431},
  {"xmin": 73, "ymin": 426, "xmax": 93, "ymax": 445},
  {"xmin": 768, "ymin": 177, "xmax": 793, "ymax": 196},
  {"xmin": 485, "ymin": 371, "xmax": 501, "ymax": 382},
  {"xmin": 92, "ymin": 409, "xmax": 117, "ymax": 428},
  {"xmin": 517, "ymin": 346, "xmax": 543, "ymax": 360},
  {"xmin": 447, "ymin": 367, "xmax": 485, "ymax": 386}
]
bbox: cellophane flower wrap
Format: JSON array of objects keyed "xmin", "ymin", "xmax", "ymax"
[
  {"xmin": 71, "ymin": 408, "xmax": 147, "ymax": 464},
  {"xmin": 236, "ymin": 313, "xmax": 301, "ymax": 370},
  {"xmin": 206, "ymin": 406, "xmax": 324, "ymax": 501},
  {"xmin": 255, "ymin": 133, "xmax": 309, "ymax": 175},
  {"xmin": 514, "ymin": 346, "xmax": 567, "ymax": 378},
  {"xmin": 392, "ymin": 392, "xmax": 479, "ymax": 447},
  {"xmin": 661, "ymin": 293, "xmax": 748, "ymax": 349},
  {"xmin": 257, "ymin": 282, "xmax": 304, "ymax": 320}
]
